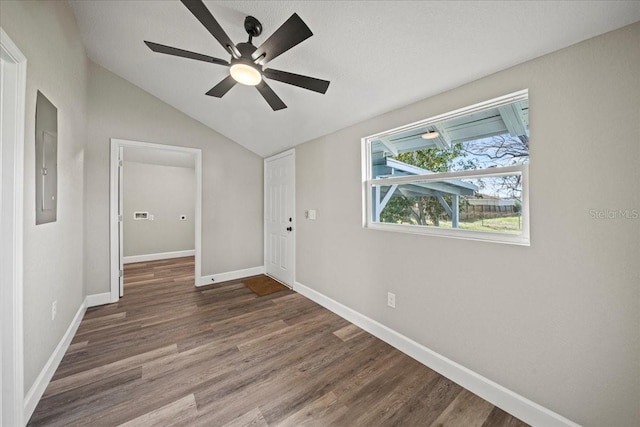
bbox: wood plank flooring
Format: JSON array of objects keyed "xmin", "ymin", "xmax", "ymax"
[{"xmin": 28, "ymin": 257, "xmax": 528, "ymax": 426}]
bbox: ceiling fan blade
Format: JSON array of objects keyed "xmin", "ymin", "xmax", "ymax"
[
  {"xmin": 180, "ymin": 0, "xmax": 240, "ymax": 58},
  {"xmin": 144, "ymin": 41, "xmax": 230, "ymax": 66},
  {"xmin": 252, "ymin": 13, "xmax": 312, "ymax": 65},
  {"xmin": 256, "ymin": 81, "xmax": 287, "ymax": 111},
  {"xmin": 205, "ymin": 75, "xmax": 237, "ymax": 98},
  {"xmin": 263, "ymin": 68, "xmax": 330, "ymax": 94}
]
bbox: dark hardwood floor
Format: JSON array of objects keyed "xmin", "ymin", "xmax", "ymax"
[{"xmin": 28, "ymin": 257, "xmax": 528, "ymax": 426}]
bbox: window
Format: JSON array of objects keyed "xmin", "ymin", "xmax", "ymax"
[{"xmin": 362, "ymin": 90, "xmax": 529, "ymax": 245}]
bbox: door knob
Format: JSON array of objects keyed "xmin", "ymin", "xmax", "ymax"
[{"xmin": 286, "ymin": 226, "xmax": 292, "ymax": 232}]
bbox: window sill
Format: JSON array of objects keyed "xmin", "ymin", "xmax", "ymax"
[{"xmin": 365, "ymin": 222, "xmax": 530, "ymax": 246}]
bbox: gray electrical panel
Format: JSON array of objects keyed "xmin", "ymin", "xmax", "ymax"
[{"xmin": 35, "ymin": 91, "xmax": 57, "ymax": 225}]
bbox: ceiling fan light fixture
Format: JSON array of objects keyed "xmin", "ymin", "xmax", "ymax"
[
  {"xmin": 421, "ymin": 130, "xmax": 440, "ymax": 140},
  {"xmin": 230, "ymin": 61, "xmax": 262, "ymax": 86}
]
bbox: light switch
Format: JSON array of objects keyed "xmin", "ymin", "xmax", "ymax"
[
  {"xmin": 309, "ymin": 209, "xmax": 317, "ymax": 220},
  {"xmin": 180, "ymin": 215, "xmax": 187, "ymax": 220}
]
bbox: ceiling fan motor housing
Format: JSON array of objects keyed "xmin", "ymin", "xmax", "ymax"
[
  {"xmin": 236, "ymin": 42, "xmax": 258, "ymax": 59},
  {"xmin": 231, "ymin": 42, "xmax": 262, "ymax": 71}
]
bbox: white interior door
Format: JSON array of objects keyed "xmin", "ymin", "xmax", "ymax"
[{"xmin": 265, "ymin": 150, "xmax": 295, "ymax": 286}]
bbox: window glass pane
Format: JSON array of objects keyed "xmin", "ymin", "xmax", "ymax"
[
  {"xmin": 372, "ymin": 175, "xmax": 523, "ymax": 234},
  {"xmin": 370, "ymin": 99, "xmax": 529, "ymax": 178}
]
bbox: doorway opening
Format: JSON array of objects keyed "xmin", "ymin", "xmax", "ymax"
[{"xmin": 110, "ymin": 139, "xmax": 202, "ymax": 301}]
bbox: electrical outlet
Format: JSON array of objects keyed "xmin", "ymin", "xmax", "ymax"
[
  {"xmin": 387, "ymin": 292, "xmax": 396, "ymax": 308},
  {"xmin": 52, "ymin": 300, "xmax": 57, "ymax": 320}
]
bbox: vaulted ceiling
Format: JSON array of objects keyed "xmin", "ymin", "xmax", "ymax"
[{"xmin": 70, "ymin": 1, "xmax": 640, "ymax": 157}]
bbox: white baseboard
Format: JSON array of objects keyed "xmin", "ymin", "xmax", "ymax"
[
  {"xmin": 86, "ymin": 292, "xmax": 112, "ymax": 308},
  {"xmin": 294, "ymin": 281, "xmax": 579, "ymax": 427},
  {"xmin": 197, "ymin": 266, "xmax": 265, "ymax": 287},
  {"xmin": 123, "ymin": 249, "xmax": 195, "ymax": 264},
  {"xmin": 24, "ymin": 298, "xmax": 87, "ymax": 422}
]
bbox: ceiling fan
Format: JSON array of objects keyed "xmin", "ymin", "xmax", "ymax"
[{"xmin": 144, "ymin": 0, "xmax": 330, "ymax": 111}]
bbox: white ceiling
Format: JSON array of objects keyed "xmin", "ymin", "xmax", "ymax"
[{"xmin": 70, "ymin": 1, "xmax": 640, "ymax": 157}]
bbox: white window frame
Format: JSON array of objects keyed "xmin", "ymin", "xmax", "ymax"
[{"xmin": 362, "ymin": 90, "xmax": 530, "ymax": 246}]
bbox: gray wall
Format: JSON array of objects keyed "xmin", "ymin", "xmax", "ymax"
[
  {"xmin": 296, "ymin": 23, "xmax": 640, "ymax": 427},
  {"xmin": 1, "ymin": 0, "xmax": 263, "ymax": 394},
  {"xmin": 0, "ymin": 1, "xmax": 87, "ymax": 392},
  {"xmin": 85, "ymin": 61, "xmax": 264, "ymax": 295},
  {"xmin": 123, "ymin": 161, "xmax": 195, "ymax": 257}
]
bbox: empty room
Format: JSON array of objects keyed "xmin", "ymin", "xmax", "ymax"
[{"xmin": 1, "ymin": 1, "xmax": 639, "ymax": 426}]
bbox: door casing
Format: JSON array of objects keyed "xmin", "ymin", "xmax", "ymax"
[{"xmin": 0, "ymin": 26, "xmax": 26, "ymax": 427}]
